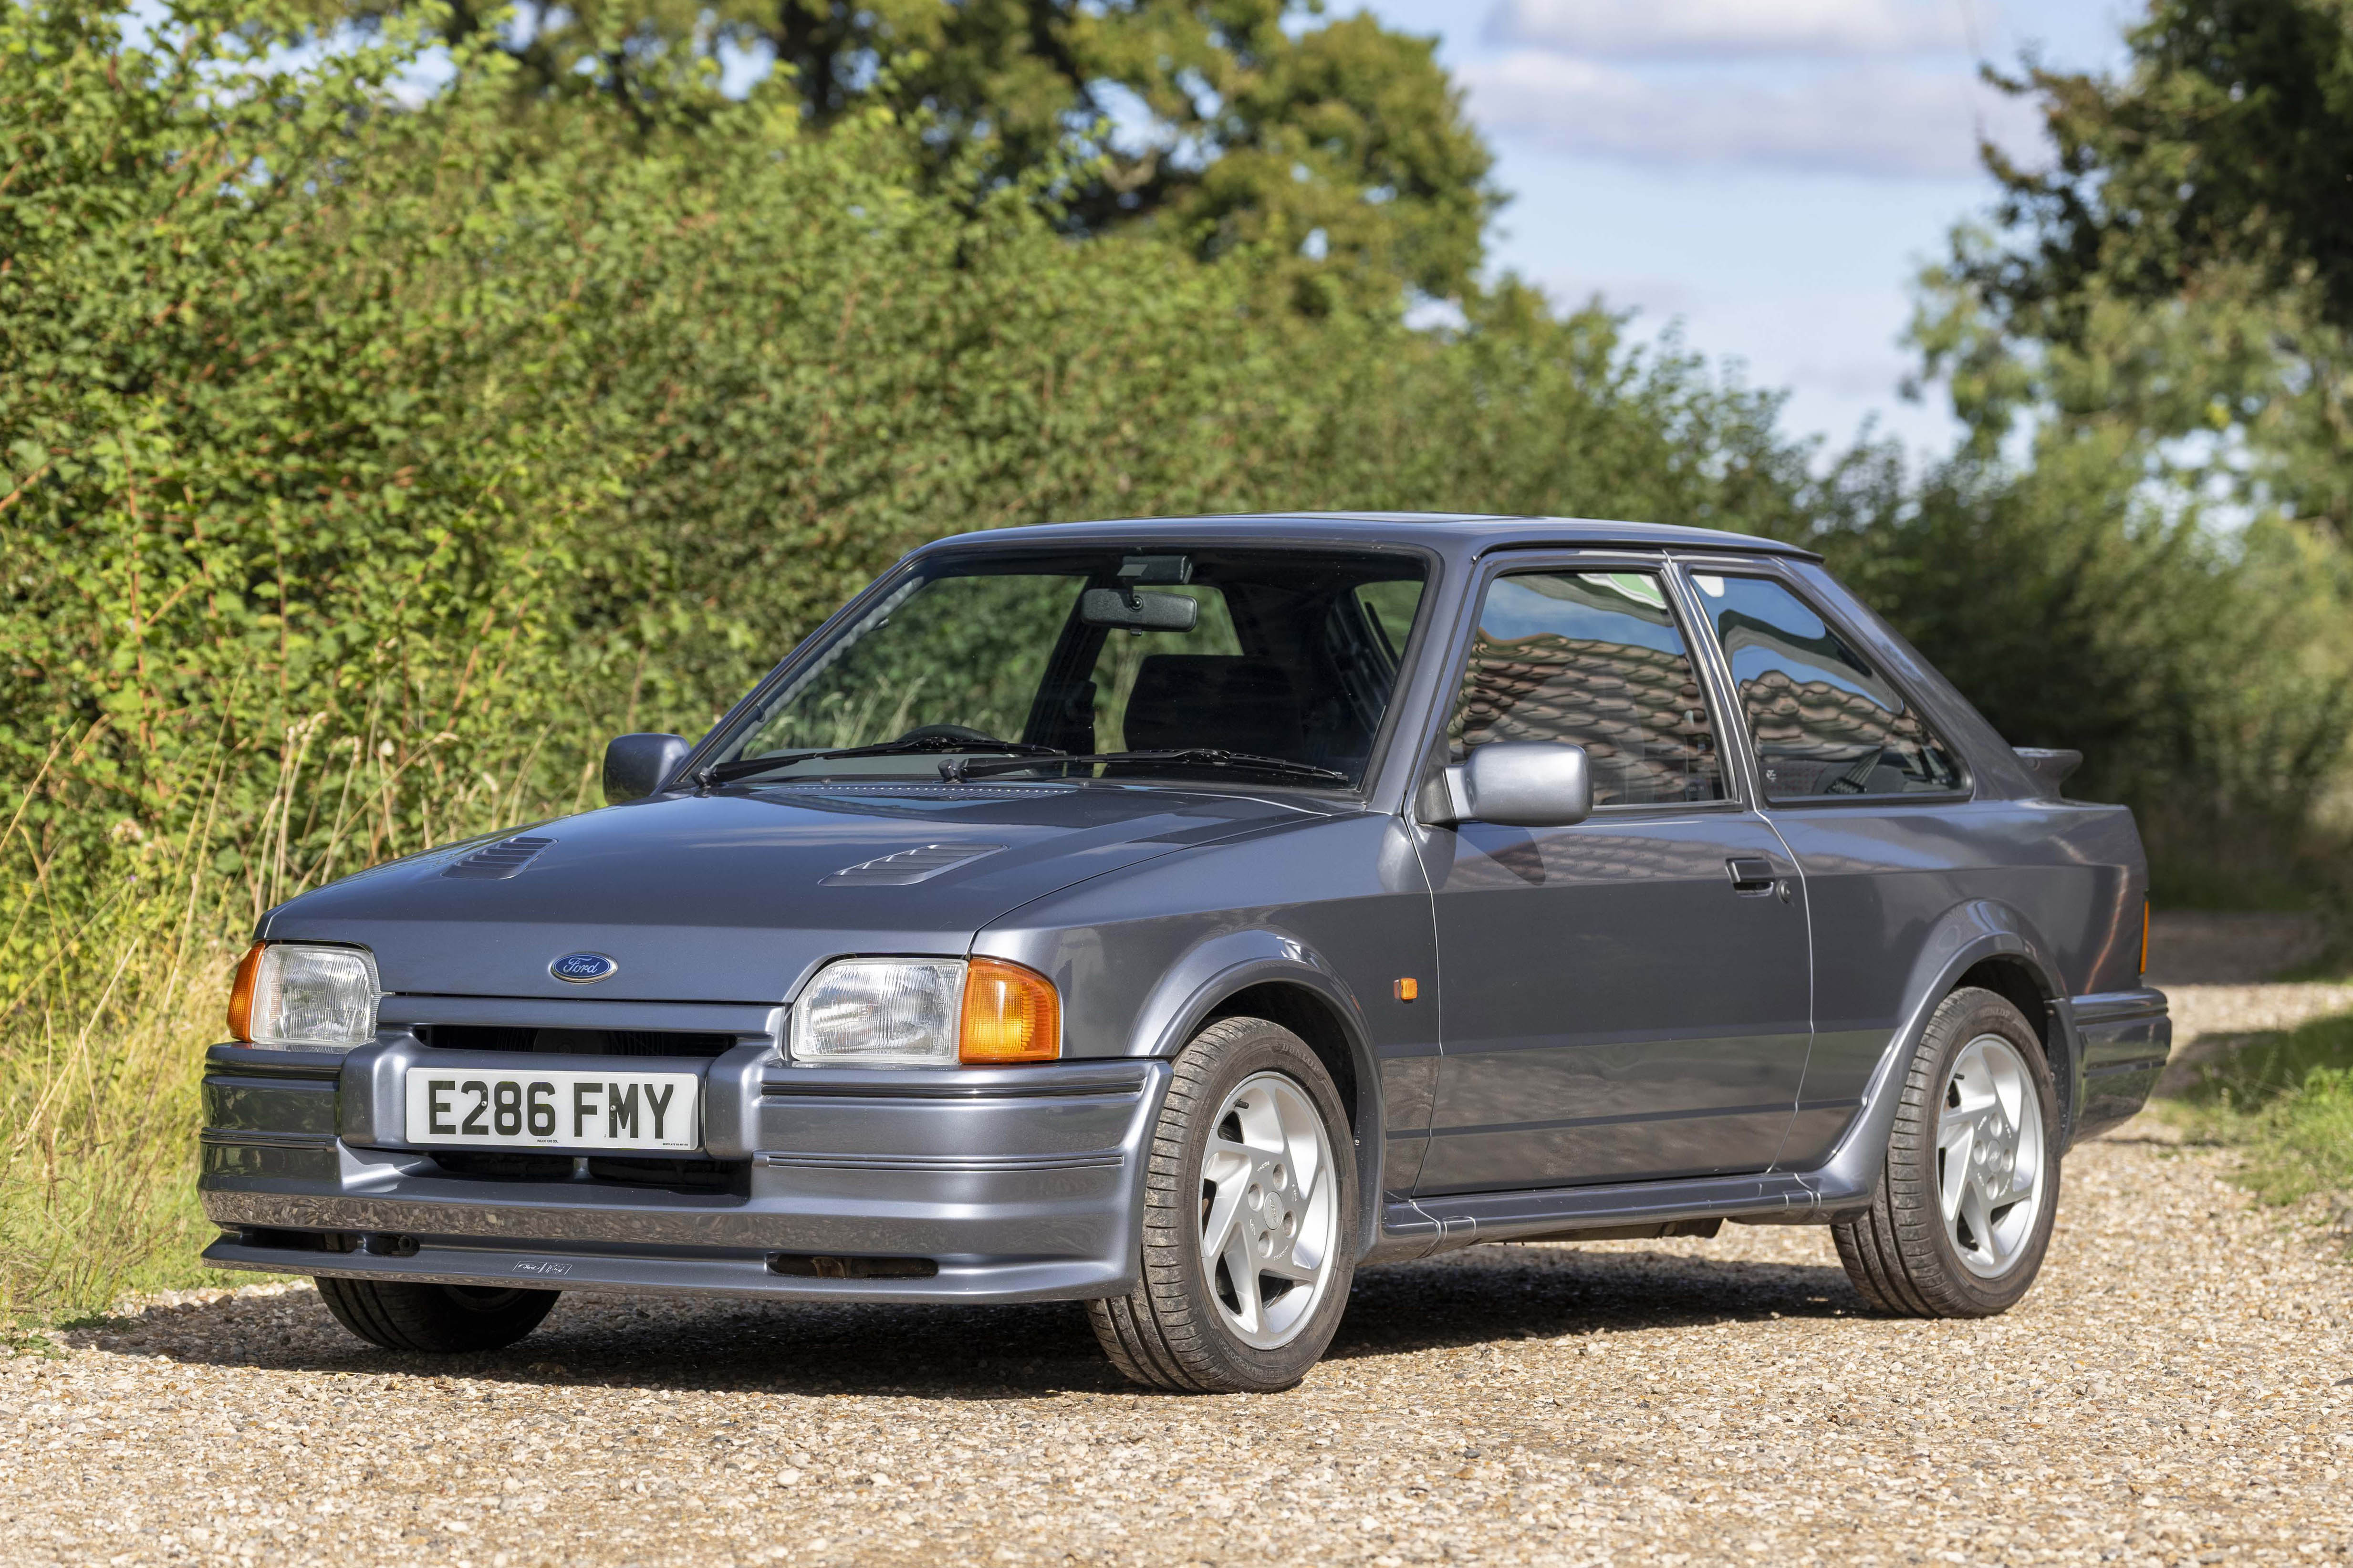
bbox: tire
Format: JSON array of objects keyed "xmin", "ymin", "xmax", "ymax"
[
  {"xmin": 315, "ymin": 1276, "xmax": 560, "ymax": 1353},
  {"xmin": 1832, "ymin": 986, "xmax": 2062, "ymax": 1318},
  {"xmin": 1088, "ymin": 1016, "xmax": 1358, "ymax": 1393}
]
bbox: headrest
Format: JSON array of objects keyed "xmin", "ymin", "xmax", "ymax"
[{"xmin": 1123, "ymin": 656, "xmax": 1303, "ymax": 760}]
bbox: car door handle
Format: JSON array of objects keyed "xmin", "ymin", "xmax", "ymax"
[{"xmin": 1726, "ymin": 857, "xmax": 1778, "ymax": 894}]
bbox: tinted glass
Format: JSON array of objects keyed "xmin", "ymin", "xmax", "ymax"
[
  {"xmin": 1693, "ymin": 572, "xmax": 1963, "ymax": 799},
  {"xmin": 1448, "ymin": 570, "xmax": 1724, "ymax": 807},
  {"xmin": 722, "ymin": 549, "xmax": 1427, "ymax": 788}
]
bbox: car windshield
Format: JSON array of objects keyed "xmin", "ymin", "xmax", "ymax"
[{"xmin": 713, "ymin": 546, "xmax": 1429, "ymax": 789}]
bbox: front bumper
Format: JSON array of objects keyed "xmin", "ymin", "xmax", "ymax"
[{"xmin": 198, "ymin": 1002, "xmax": 1167, "ymax": 1303}]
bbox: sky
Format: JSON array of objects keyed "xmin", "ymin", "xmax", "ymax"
[{"xmin": 1339, "ymin": 0, "xmax": 2139, "ymax": 459}]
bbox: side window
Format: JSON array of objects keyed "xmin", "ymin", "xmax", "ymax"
[
  {"xmin": 1449, "ymin": 570, "xmax": 1725, "ymax": 807},
  {"xmin": 1692, "ymin": 573, "xmax": 1964, "ymax": 799}
]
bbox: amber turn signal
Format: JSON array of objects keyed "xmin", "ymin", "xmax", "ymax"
[
  {"xmin": 227, "ymin": 942, "xmax": 265, "ymax": 1043},
  {"xmin": 2140, "ymin": 898, "xmax": 2151, "ymax": 979},
  {"xmin": 958, "ymin": 957, "xmax": 1061, "ymax": 1063}
]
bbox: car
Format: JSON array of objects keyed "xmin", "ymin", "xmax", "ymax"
[{"xmin": 199, "ymin": 512, "xmax": 2172, "ymax": 1392}]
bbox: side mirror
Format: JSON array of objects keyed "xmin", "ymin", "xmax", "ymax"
[
  {"xmin": 1429, "ymin": 742, "xmax": 1593, "ymax": 828},
  {"xmin": 603, "ymin": 733, "xmax": 689, "ymax": 805}
]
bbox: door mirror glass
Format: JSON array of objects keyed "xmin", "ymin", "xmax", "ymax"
[
  {"xmin": 1441, "ymin": 742, "xmax": 1593, "ymax": 828},
  {"xmin": 603, "ymin": 733, "xmax": 689, "ymax": 805}
]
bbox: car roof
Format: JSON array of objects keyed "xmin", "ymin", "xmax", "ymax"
[{"xmin": 911, "ymin": 511, "xmax": 1821, "ymax": 562}]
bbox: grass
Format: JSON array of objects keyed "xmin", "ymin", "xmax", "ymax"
[
  {"xmin": 0, "ymin": 724, "xmax": 590, "ymax": 1329},
  {"xmin": 0, "ymin": 930, "xmax": 246, "ymax": 1325},
  {"xmin": 2167, "ymin": 1011, "xmax": 2353, "ymax": 1228}
]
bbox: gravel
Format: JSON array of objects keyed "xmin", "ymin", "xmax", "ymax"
[
  {"xmin": 4, "ymin": 1129, "xmax": 2349, "ymax": 1567},
  {"xmin": 10, "ymin": 918, "xmax": 2350, "ymax": 1566}
]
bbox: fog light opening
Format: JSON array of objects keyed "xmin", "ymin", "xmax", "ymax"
[{"xmin": 766, "ymin": 1252, "xmax": 938, "ymax": 1279}]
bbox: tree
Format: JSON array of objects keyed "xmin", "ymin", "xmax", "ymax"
[
  {"xmin": 318, "ymin": 0, "xmax": 1501, "ymax": 311},
  {"xmin": 1915, "ymin": 0, "xmax": 2353, "ymax": 534}
]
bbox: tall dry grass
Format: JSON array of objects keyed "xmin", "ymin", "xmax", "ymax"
[{"xmin": 0, "ymin": 722, "xmax": 592, "ymax": 1325}]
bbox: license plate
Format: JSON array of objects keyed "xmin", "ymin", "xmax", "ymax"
[{"xmin": 404, "ymin": 1068, "xmax": 699, "ymax": 1151}]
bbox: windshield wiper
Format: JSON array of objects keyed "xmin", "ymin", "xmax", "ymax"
[
  {"xmin": 703, "ymin": 736, "xmax": 1063, "ymax": 786},
  {"xmin": 942, "ymin": 748, "xmax": 1351, "ymax": 787}
]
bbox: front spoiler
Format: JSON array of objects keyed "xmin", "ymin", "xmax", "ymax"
[
  {"xmin": 199, "ymin": 1042, "xmax": 1168, "ymax": 1305},
  {"xmin": 199, "ymin": 1233, "xmax": 1120, "ymax": 1304}
]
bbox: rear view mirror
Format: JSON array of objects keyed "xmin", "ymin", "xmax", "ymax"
[
  {"xmin": 603, "ymin": 733, "xmax": 689, "ymax": 805},
  {"xmin": 1080, "ymin": 588, "xmax": 1199, "ymax": 633},
  {"xmin": 1428, "ymin": 742, "xmax": 1593, "ymax": 828}
]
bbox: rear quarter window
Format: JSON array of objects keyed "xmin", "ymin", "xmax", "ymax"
[{"xmin": 1691, "ymin": 572, "xmax": 1964, "ymax": 800}]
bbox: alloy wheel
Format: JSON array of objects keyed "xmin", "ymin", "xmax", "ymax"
[
  {"xmin": 1936, "ymin": 1033, "xmax": 2048, "ymax": 1278},
  {"xmin": 1198, "ymin": 1071, "xmax": 1340, "ymax": 1350}
]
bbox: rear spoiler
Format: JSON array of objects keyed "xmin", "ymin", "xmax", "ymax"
[{"xmin": 2012, "ymin": 748, "xmax": 2083, "ymax": 796}]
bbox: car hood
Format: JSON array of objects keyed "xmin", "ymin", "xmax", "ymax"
[{"xmin": 264, "ymin": 782, "xmax": 1326, "ymax": 1003}]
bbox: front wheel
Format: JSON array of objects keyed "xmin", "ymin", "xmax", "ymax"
[
  {"xmin": 316, "ymin": 1276, "xmax": 560, "ymax": 1352},
  {"xmin": 1088, "ymin": 1016, "xmax": 1357, "ymax": 1393},
  {"xmin": 1832, "ymin": 986, "xmax": 2061, "ymax": 1317}
]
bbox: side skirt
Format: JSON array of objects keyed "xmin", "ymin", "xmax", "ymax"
[{"xmin": 1372, "ymin": 1170, "xmax": 1839, "ymax": 1263}]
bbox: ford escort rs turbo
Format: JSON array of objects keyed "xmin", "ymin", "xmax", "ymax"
[{"xmin": 201, "ymin": 513, "xmax": 2169, "ymax": 1392}]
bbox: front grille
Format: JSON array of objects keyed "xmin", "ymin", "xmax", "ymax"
[
  {"xmin": 427, "ymin": 1151, "xmax": 745, "ymax": 1194},
  {"xmin": 420, "ymin": 1025, "xmax": 737, "ymax": 1058}
]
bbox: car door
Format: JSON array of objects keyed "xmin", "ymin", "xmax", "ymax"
[{"xmin": 1412, "ymin": 557, "xmax": 1812, "ymax": 1194}]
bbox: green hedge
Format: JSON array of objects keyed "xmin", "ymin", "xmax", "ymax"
[{"xmin": 0, "ymin": 1, "xmax": 1828, "ymax": 944}]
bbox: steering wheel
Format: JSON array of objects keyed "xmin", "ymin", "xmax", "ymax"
[{"xmin": 893, "ymin": 724, "xmax": 1000, "ymax": 745}]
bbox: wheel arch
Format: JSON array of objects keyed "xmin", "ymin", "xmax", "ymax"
[
  {"xmin": 1953, "ymin": 956, "xmax": 2062, "ymax": 1073},
  {"xmin": 1807, "ymin": 899, "xmax": 2078, "ymax": 1211},
  {"xmin": 1132, "ymin": 934, "xmax": 1387, "ymax": 1262}
]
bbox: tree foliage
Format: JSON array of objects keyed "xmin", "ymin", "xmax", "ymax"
[
  {"xmin": 316, "ymin": 0, "xmax": 1501, "ymax": 312},
  {"xmin": 1918, "ymin": 0, "xmax": 2353, "ymax": 534}
]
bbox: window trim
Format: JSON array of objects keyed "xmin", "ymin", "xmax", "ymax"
[
  {"xmin": 1669, "ymin": 556, "xmax": 1975, "ymax": 809},
  {"xmin": 1426, "ymin": 550, "xmax": 1749, "ymax": 819}
]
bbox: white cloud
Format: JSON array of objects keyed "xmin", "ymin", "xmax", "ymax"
[
  {"xmin": 1487, "ymin": 0, "xmax": 1974, "ymax": 59},
  {"xmin": 1458, "ymin": 53, "xmax": 2039, "ymax": 178}
]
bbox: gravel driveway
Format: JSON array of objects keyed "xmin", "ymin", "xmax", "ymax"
[
  {"xmin": 4, "ymin": 1128, "xmax": 2348, "ymax": 1567},
  {"xmin": 9, "ymin": 916, "xmax": 2351, "ymax": 1567}
]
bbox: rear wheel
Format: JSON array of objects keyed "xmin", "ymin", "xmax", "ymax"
[
  {"xmin": 315, "ymin": 1276, "xmax": 560, "ymax": 1352},
  {"xmin": 1088, "ymin": 1016, "xmax": 1357, "ymax": 1393},
  {"xmin": 1833, "ymin": 986, "xmax": 2061, "ymax": 1317}
]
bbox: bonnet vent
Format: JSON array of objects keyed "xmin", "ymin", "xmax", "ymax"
[
  {"xmin": 442, "ymin": 835, "xmax": 557, "ymax": 881},
  {"xmin": 822, "ymin": 843, "xmax": 1004, "ymax": 887}
]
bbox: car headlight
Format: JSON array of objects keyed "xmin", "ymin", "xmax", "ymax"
[
  {"xmin": 790, "ymin": 957, "xmax": 1061, "ymax": 1067},
  {"xmin": 228, "ymin": 942, "xmax": 381, "ymax": 1051}
]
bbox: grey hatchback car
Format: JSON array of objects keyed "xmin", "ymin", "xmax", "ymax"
[{"xmin": 201, "ymin": 513, "xmax": 2170, "ymax": 1392}]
